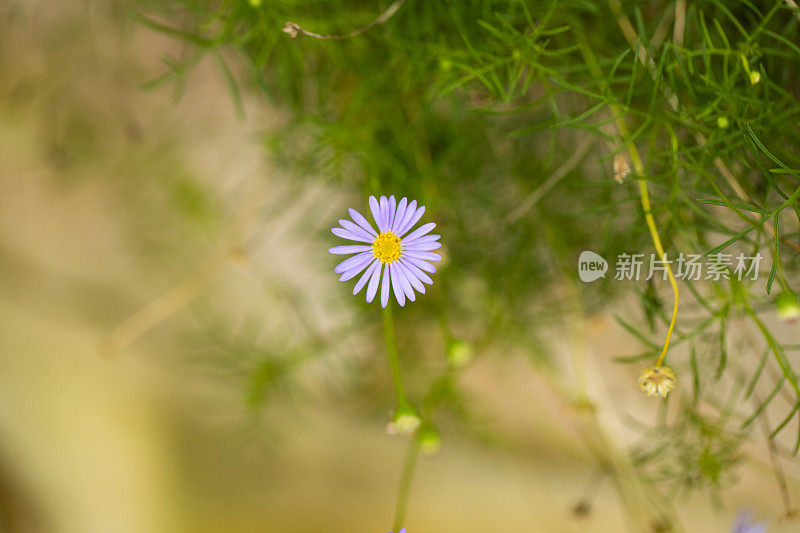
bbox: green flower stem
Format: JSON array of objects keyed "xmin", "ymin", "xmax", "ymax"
[
  {"xmin": 382, "ymin": 304, "xmax": 419, "ymax": 530},
  {"xmin": 745, "ymin": 304, "xmax": 800, "ymax": 398},
  {"xmin": 393, "ymin": 437, "xmax": 420, "ymax": 531},
  {"xmin": 382, "ymin": 305, "xmax": 407, "ymax": 406}
]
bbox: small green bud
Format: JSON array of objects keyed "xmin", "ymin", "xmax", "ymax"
[
  {"xmin": 775, "ymin": 292, "xmax": 800, "ymax": 322},
  {"xmin": 512, "ymin": 49, "xmax": 521, "ymax": 60},
  {"xmin": 387, "ymin": 404, "xmax": 421, "ymax": 436},
  {"xmin": 247, "ymin": 0, "xmax": 262, "ymax": 7},
  {"xmin": 750, "ymin": 71, "xmax": 761, "ymax": 85},
  {"xmin": 439, "ymin": 58, "xmax": 452, "ymax": 71},
  {"xmin": 572, "ymin": 396, "xmax": 595, "ymax": 415},
  {"xmin": 447, "ymin": 340, "xmax": 473, "ymax": 368},
  {"xmin": 417, "ymin": 427, "xmax": 442, "ymax": 456},
  {"xmin": 717, "ymin": 116, "xmax": 729, "ymax": 129}
]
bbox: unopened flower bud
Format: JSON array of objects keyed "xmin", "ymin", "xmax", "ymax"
[
  {"xmin": 447, "ymin": 340, "xmax": 473, "ymax": 368},
  {"xmin": 775, "ymin": 292, "xmax": 800, "ymax": 323},
  {"xmin": 387, "ymin": 404, "xmax": 421, "ymax": 436},
  {"xmin": 418, "ymin": 427, "xmax": 442, "ymax": 456}
]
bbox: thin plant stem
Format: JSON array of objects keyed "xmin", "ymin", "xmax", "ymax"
[
  {"xmin": 601, "ymin": 103, "xmax": 680, "ymax": 367},
  {"xmin": 745, "ymin": 304, "xmax": 800, "ymax": 397},
  {"xmin": 283, "ymin": 0, "xmax": 406, "ymax": 40},
  {"xmin": 505, "ymin": 135, "xmax": 595, "ymax": 225},
  {"xmin": 753, "ymin": 393, "xmax": 794, "ymax": 516},
  {"xmin": 383, "ymin": 305, "xmax": 407, "ymax": 406},
  {"xmin": 620, "ymin": 123, "xmax": 680, "ymax": 367},
  {"xmin": 575, "ymin": 32, "xmax": 679, "ymax": 368},
  {"xmin": 393, "ymin": 437, "xmax": 420, "ymax": 531},
  {"xmin": 100, "ymin": 252, "xmax": 225, "ymax": 356}
]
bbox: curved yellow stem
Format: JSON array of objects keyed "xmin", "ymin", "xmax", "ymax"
[
  {"xmin": 574, "ymin": 21, "xmax": 679, "ymax": 367},
  {"xmin": 615, "ymin": 118, "xmax": 679, "ymax": 367}
]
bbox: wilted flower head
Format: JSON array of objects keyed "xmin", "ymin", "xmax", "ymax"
[
  {"xmin": 731, "ymin": 510, "xmax": 767, "ymax": 533},
  {"xmin": 613, "ymin": 153, "xmax": 631, "ymax": 184},
  {"xmin": 330, "ymin": 195, "xmax": 441, "ymax": 308},
  {"xmin": 282, "ymin": 21, "xmax": 301, "ymax": 39},
  {"xmin": 638, "ymin": 365, "xmax": 676, "ymax": 398}
]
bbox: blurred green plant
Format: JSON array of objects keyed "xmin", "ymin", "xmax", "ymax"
[{"xmin": 133, "ymin": 0, "xmax": 800, "ymax": 528}]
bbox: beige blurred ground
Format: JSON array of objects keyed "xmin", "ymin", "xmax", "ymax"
[{"xmin": 0, "ymin": 2, "xmax": 798, "ymax": 532}]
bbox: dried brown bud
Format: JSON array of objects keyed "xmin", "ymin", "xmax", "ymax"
[
  {"xmin": 282, "ymin": 22, "xmax": 301, "ymax": 40},
  {"xmin": 571, "ymin": 500, "xmax": 591, "ymax": 520},
  {"xmin": 613, "ymin": 153, "xmax": 631, "ymax": 184},
  {"xmin": 782, "ymin": 508, "xmax": 800, "ymax": 522}
]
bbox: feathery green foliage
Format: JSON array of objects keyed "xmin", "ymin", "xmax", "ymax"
[{"xmin": 134, "ymin": 0, "xmax": 800, "ymax": 527}]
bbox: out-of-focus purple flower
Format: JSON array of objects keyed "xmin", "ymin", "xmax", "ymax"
[
  {"xmin": 330, "ymin": 195, "xmax": 440, "ymax": 308},
  {"xmin": 731, "ymin": 510, "xmax": 767, "ymax": 533}
]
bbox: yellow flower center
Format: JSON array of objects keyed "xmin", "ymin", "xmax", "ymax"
[{"xmin": 372, "ymin": 231, "xmax": 402, "ymax": 263}]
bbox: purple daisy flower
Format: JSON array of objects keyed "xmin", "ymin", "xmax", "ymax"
[
  {"xmin": 330, "ymin": 195, "xmax": 441, "ymax": 307},
  {"xmin": 731, "ymin": 511, "xmax": 767, "ymax": 533}
]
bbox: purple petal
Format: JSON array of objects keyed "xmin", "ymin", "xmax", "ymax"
[
  {"xmin": 400, "ymin": 258, "xmax": 433, "ymax": 284},
  {"xmin": 339, "ymin": 219, "xmax": 374, "ymax": 242},
  {"xmin": 397, "ymin": 262, "xmax": 425, "ymax": 294},
  {"xmin": 403, "ymin": 256, "xmax": 436, "ymax": 275},
  {"xmin": 369, "ymin": 196, "xmax": 383, "ymax": 232},
  {"xmin": 402, "ymin": 222, "xmax": 436, "ymax": 243},
  {"xmin": 389, "ymin": 263, "xmax": 406, "ymax": 306},
  {"xmin": 395, "ymin": 200, "xmax": 416, "ymax": 235},
  {"xmin": 731, "ymin": 511, "xmax": 767, "ymax": 533},
  {"xmin": 348, "ymin": 208, "xmax": 377, "ymax": 237},
  {"xmin": 397, "ymin": 205, "xmax": 425, "ymax": 237},
  {"xmin": 379, "ymin": 196, "xmax": 389, "ymax": 232},
  {"xmin": 334, "ymin": 251, "xmax": 372, "ymax": 274},
  {"xmin": 402, "ymin": 233, "xmax": 440, "ymax": 246},
  {"xmin": 329, "ymin": 245, "xmax": 371, "ymax": 255},
  {"xmin": 339, "ymin": 258, "xmax": 371, "ymax": 281},
  {"xmin": 388, "ymin": 195, "xmax": 397, "ymax": 231},
  {"xmin": 331, "ymin": 227, "xmax": 371, "ymax": 243},
  {"xmin": 404, "ymin": 251, "xmax": 441, "ymax": 262},
  {"xmin": 403, "ymin": 241, "xmax": 441, "ymax": 252},
  {"xmin": 392, "ymin": 197, "xmax": 408, "ymax": 233},
  {"xmin": 366, "ymin": 260, "xmax": 382, "ymax": 303},
  {"xmin": 353, "ymin": 259, "xmax": 380, "ymax": 295},
  {"xmin": 380, "ymin": 263, "xmax": 391, "ymax": 308},
  {"xmin": 394, "ymin": 263, "xmax": 416, "ymax": 301}
]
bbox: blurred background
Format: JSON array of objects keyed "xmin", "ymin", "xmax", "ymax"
[{"xmin": 1, "ymin": 1, "xmax": 800, "ymax": 532}]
